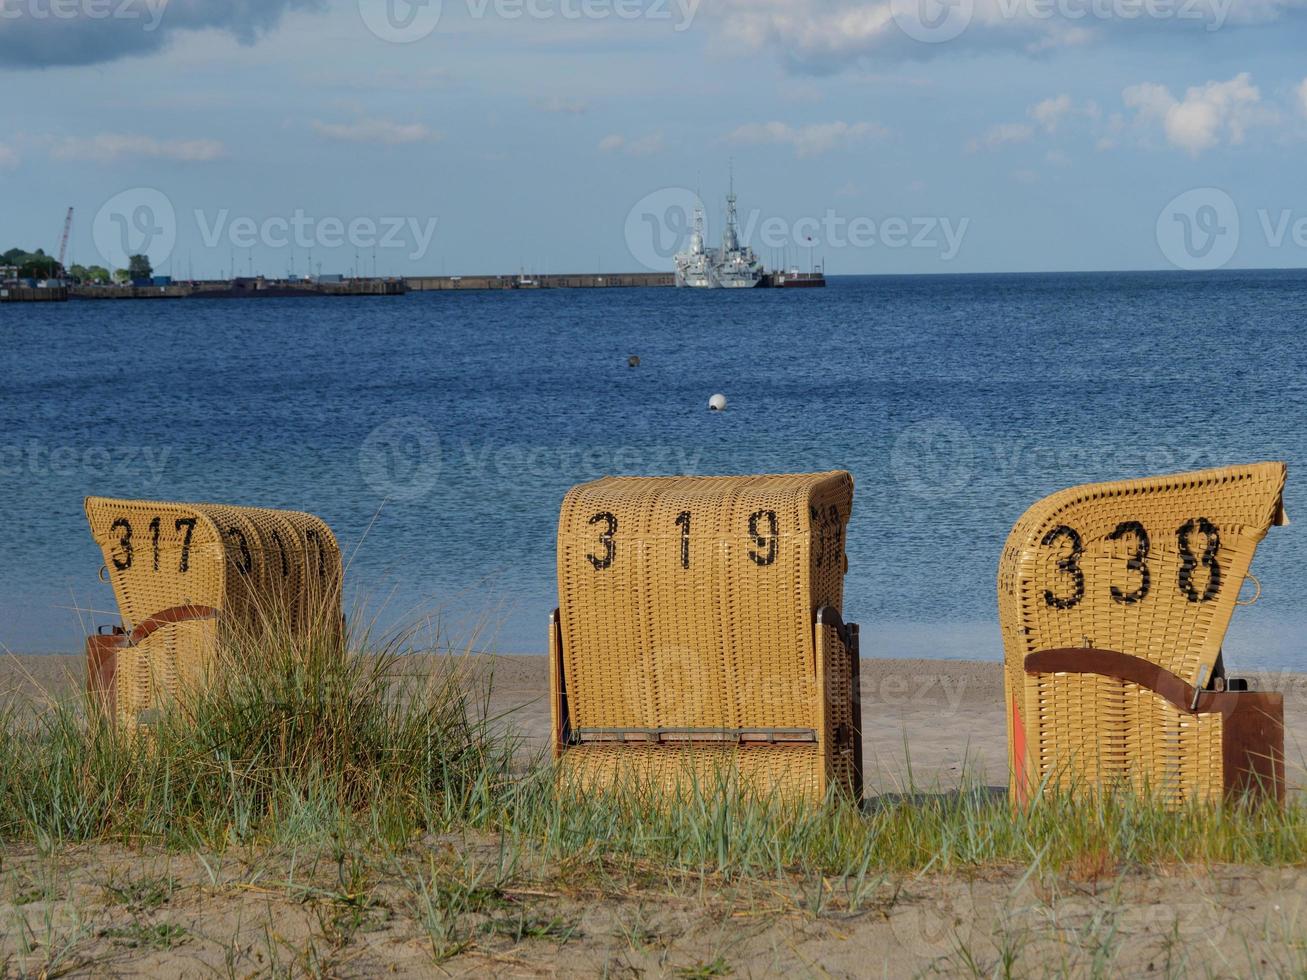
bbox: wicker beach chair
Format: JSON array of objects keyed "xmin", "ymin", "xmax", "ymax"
[
  {"xmin": 85, "ymin": 496, "xmax": 341, "ymax": 732},
  {"xmin": 550, "ymin": 472, "xmax": 862, "ymax": 802},
  {"xmin": 998, "ymin": 463, "xmax": 1288, "ymax": 806}
]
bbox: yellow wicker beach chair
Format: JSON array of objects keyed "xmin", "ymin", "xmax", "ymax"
[
  {"xmin": 998, "ymin": 463, "xmax": 1288, "ymax": 805},
  {"xmin": 550, "ymin": 472, "xmax": 861, "ymax": 802},
  {"xmin": 85, "ymin": 496, "xmax": 341, "ymax": 732}
]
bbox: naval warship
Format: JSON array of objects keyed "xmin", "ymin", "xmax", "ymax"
[{"xmin": 674, "ymin": 174, "xmax": 764, "ymax": 288}]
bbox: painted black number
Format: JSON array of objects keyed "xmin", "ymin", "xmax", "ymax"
[
  {"xmin": 1042, "ymin": 525, "xmax": 1084, "ymax": 610},
  {"xmin": 676, "ymin": 511, "xmax": 691, "ymax": 569},
  {"xmin": 110, "ymin": 518, "xmax": 133, "ymax": 571},
  {"xmin": 1177, "ymin": 517, "xmax": 1221, "ymax": 603},
  {"xmin": 748, "ymin": 510, "xmax": 779, "ymax": 567},
  {"xmin": 175, "ymin": 518, "xmax": 197, "ymax": 573},
  {"xmin": 227, "ymin": 527, "xmax": 252, "ymax": 575},
  {"xmin": 588, "ymin": 512, "xmax": 617, "ymax": 571},
  {"xmin": 1107, "ymin": 520, "xmax": 1150, "ymax": 605},
  {"xmin": 148, "ymin": 516, "xmax": 161, "ymax": 572}
]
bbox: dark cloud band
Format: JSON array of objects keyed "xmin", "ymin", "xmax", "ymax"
[{"xmin": 0, "ymin": 0, "xmax": 325, "ymax": 69}]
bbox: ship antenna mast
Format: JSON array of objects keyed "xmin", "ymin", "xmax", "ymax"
[{"xmin": 723, "ymin": 159, "xmax": 740, "ymax": 252}]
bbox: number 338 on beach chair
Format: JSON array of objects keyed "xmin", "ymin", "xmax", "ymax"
[
  {"xmin": 549, "ymin": 472, "xmax": 862, "ymax": 802},
  {"xmin": 999, "ymin": 463, "xmax": 1288, "ymax": 806},
  {"xmin": 85, "ymin": 497, "xmax": 342, "ymax": 733}
]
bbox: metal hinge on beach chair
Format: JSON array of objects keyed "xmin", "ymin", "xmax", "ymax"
[
  {"xmin": 998, "ymin": 463, "xmax": 1288, "ymax": 806},
  {"xmin": 550, "ymin": 472, "xmax": 863, "ymax": 803},
  {"xmin": 85, "ymin": 497, "xmax": 342, "ymax": 733}
]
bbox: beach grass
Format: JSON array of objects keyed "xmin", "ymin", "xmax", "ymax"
[
  {"xmin": 1, "ymin": 613, "xmax": 1304, "ymax": 875},
  {"xmin": 1, "ymin": 615, "xmax": 1305, "ymax": 974}
]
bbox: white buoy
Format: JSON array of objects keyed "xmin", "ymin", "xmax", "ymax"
[{"xmin": 709, "ymin": 393, "xmax": 728, "ymax": 412}]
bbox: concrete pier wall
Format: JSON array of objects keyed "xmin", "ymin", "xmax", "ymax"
[
  {"xmin": 406, "ymin": 272, "xmax": 674, "ymax": 291},
  {"xmin": 0, "ymin": 286, "xmax": 69, "ymax": 303}
]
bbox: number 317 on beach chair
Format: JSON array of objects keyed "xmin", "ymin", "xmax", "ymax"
[
  {"xmin": 999, "ymin": 463, "xmax": 1288, "ymax": 806},
  {"xmin": 549, "ymin": 472, "xmax": 862, "ymax": 802},
  {"xmin": 85, "ymin": 496, "xmax": 342, "ymax": 733}
]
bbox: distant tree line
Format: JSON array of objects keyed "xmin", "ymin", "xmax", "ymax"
[{"xmin": 1, "ymin": 247, "xmax": 151, "ymax": 284}]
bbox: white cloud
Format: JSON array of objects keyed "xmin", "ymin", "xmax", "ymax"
[
  {"xmin": 719, "ymin": 1, "xmax": 894, "ymax": 64},
  {"xmin": 711, "ymin": 0, "xmax": 1307, "ymax": 74},
  {"xmin": 1025, "ymin": 24, "xmax": 1099, "ymax": 52},
  {"xmin": 975, "ymin": 78, "xmax": 1283, "ymax": 158},
  {"xmin": 49, "ymin": 134, "xmax": 223, "ymax": 163},
  {"xmin": 311, "ymin": 119, "xmax": 441, "ymax": 145},
  {"xmin": 531, "ymin": 96, "xmax": 588, "ymax": 115},
  {"xmin": 598, "ymin": 132, "xmax": 665, "ymax": 156},
  {"xmin": 966, "ymin": 122, "xmax": 1034, "ymax": 153},
  {"xmin": 0, "ymin": 143, "xmax": 18, "ymax": 171},
  {"xmin": 1123, "ymin": 72, "xmax": 1267, "ymax": 154},
  {"xmin": 725, "ymin": 120, "xmax": 888, "ymax": 157},
  {"xmin": 1298, "ymin": 78, "xmax": 1307, "ymax": 117},
  {"xmin": 1030, "ymin": 95, "xmax": 1073, "ymax": 133}
]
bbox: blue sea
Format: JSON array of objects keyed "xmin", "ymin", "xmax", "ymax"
[{"xmin": 3, "ymin": 271, "xmax": 1307, "ymax": 669}]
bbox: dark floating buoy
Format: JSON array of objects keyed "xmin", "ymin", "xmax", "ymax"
[{"xmin": 628, "ymin": 355, "xmax": 641, "ymax": 368}]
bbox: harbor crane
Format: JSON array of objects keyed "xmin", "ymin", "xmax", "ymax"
[{"xmin": 56, "ymin": 207, "xmax": 73, "ymax": 277}]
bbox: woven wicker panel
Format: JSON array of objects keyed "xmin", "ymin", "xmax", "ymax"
[
  {"xmin": 555, "ymin": 472, "xmax": 855, "ymax": 801},
  {"xmin": 557, "ymin": 473, "xmax": 853, "ymax": 733},
  {"xmin": 558, "ymin": 743, "xmax": 822, "ymax": 801},
  {"xmin": 114, "ymin": 619, "xmax": 217, "ymax": 727},
  {"xmin": 86, "ymin": 497, "xmax": 342, "ymax": 730},
  {"xmin": 819, "ymin": 621, "xmax": 858, "ymax": 793},
  {"xmin": 999, "ymin": 462, "xmax": 1285, "ymax": 800},
  {"xmin": 1024, "ymin": 671, "xmax": 1224, "ymax": 805}
]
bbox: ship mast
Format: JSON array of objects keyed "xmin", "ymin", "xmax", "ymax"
[{"xmin": 722, "ymin": 160, "xmax": 739, "ymax": 253}]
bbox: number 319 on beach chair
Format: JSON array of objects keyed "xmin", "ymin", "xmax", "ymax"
[
  {"xmin": 549, "ymin": 472, "xmax": 862, "ymax": 803},
  {"xmin": 999, "ymin": 463, "xmax": 1288, "ymax": 806},
  {"xmin": 85, "ymin": 496, "xmax": 342, "ymax": 733}
]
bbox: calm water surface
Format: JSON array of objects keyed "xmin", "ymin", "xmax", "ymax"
[{"xmin": 3, "ymin": 271, "xmax": 1306, "ymax": 667}]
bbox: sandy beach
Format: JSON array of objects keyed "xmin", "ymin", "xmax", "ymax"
[{"xmin": 3, "ymin": 652, "xmax": 1307, "ymax": 976}]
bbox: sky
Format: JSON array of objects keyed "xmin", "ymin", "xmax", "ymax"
[{"xmin": 2, "ymin": 0, "xmax": 1307, "ymax": 276}]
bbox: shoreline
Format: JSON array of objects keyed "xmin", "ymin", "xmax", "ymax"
[{"xmin": 7, "ymin": 653, "xmax": 1305, "ymax": 792}]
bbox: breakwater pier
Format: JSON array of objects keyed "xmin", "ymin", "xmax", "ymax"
[
  {"xmin": 1, "ymin": 285, "xmax": 69, "ymax": 303},
  {"xmin": 406, "ymin": 272, "xmax": 674, "ymax": 290},
  {"xmin": 70, "ymin": 277, "xmax": 407, "ymax": 300}
]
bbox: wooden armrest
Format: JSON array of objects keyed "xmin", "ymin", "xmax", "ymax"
[
  {"xmin": 1024, "ymin": 647, "xmax": 1284, "ymax": 802},
  {"xmin": 1024, "ymin": 648, "xmax": 1282, "ymax": 718},
  {"xmin": 129, "ymin": 605, "xmax": 219, "ymax": 646},
  {"xmin": 1024, "ymin": 648, "xmax": 1199, "ymax": 714},
  {"xmin": 815, "ymin": 606, "xmax": 857, "ymax": 649}
]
